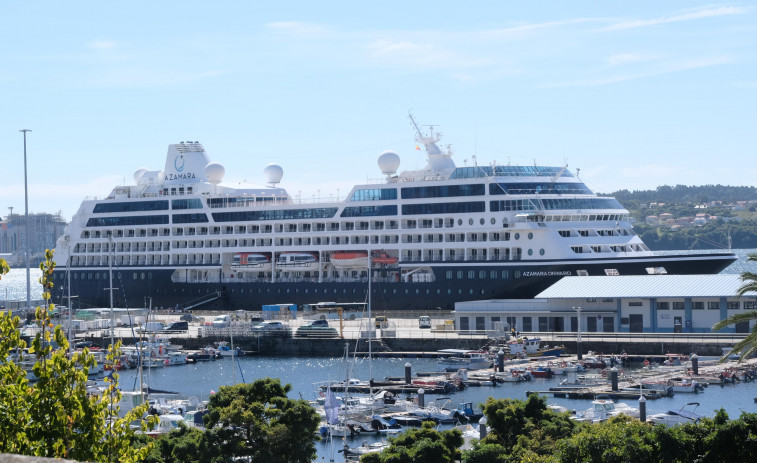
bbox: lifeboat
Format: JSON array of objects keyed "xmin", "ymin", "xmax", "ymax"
[
  {"xmin": 276, "ymin": 252, "xmax": 318, "ymax": 270},
  {"xmin": 372, "ymin": 252, "xmax": 399, "ymax": 265},
  {"xmin": 231, "ymin": 252, "xmax": 271, "ymax": 271},
  {"xmin": 330, "ymin": 252, "xmax": 369, "ymax": 269}
]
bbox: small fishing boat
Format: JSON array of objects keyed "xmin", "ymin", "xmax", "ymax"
[
  {"xmin": 507, "ymin": 338, "xmax": 563, "ymax": 358},
  {"xmin": 437, "ymin": 349, "xmax": 493, "ymax": 372},
  {"xmin": 342, "ymin": 440, "xmax": 388, "ymax": 457},
  {"xmin": 670, "ymin": 378, "xmax": 704, "ymax": 393},
  {"xmin": 528, "ymin": 365, "xmax": 554, "ymax": 379}
]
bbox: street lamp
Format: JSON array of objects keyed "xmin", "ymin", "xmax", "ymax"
[
  {"xmin": 20, "ymin": 129, "xmax": 31, "ymax": 311},
  {"xmin": 573, "ymin": 306, "xmax": 583, "ymax": 360}
]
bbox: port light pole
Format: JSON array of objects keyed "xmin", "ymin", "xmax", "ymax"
[
  {"xmin": 20, "ymin": 129, "xmax": 31, "ymax": 311},
  {"xmin": 573, "ymin": 306, "xmax": 583, "ymax": 360}
]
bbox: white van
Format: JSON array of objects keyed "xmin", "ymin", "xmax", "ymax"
[{"xmin": 418, "ymin": 316, "xmax": 431, "ymax": 329}]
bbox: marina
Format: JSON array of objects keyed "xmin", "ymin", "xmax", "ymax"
[{"xmin": 111, "ymin": 354, "xmax": 757, "ymax": 463}]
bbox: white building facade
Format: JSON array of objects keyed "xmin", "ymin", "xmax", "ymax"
[{"xmin": 453, "ymin": 274, "xmax": 756, "ymax": 334}]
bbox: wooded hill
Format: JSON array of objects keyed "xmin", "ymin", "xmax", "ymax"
[{"xmin": 598, "ymin": 185, "xmax": 757, "ymax": 250}]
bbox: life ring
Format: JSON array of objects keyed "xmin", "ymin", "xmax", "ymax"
[
  {"xmin": 319, "ymin": 391, "xmax": 325, "ymax": 398},
  {"xmin": 560, "ymin": 361, "xmax": 567, "ymax": 368},
  {"xmin": 643, "ymin": 359, "xmax": 650, "ymax": 366}
]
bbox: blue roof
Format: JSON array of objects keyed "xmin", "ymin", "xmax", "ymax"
[{"xmin": 536, "ymin": 274, "xmax": 757, "ymax": 299}]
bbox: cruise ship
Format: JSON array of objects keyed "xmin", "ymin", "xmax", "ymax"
[{"xmin": 52, "ymin": 117, "xmax": 737, "ymax": 311}]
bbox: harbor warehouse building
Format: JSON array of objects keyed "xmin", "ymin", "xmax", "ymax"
[{"xmin": 453, "ymin": 274, "xmax": 757, "ymax": 334}]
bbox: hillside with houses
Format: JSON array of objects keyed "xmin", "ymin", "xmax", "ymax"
[{"xmin": 602, "ymin": 185, "xmax": 757, "ymax": 250}]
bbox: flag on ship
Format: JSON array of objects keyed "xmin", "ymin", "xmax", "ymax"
[
  {"xmin": 324, "ymin": 387, "xmax": 339, "ymax": 424},
  {"xmin": 415, "ymin": 145, "xmax": 420, "ymax": 150}
]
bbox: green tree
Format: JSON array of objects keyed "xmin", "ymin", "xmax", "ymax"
[
  {"xmin": 712, "ymin": 253, "xmax": 757, "ymax": 361},
  {"xmin": 557, "ymin": 415, "xmax": 659, "ymax": 463},
  {"xmin": 479, "ymin": 394, "xmax": 574, "ymax": 456},
  {"xmin": 361, "ymin": 421, "xmax": 463, "ymax": 463},
  {"xmin": 0, "ymin": 250, "xmax": 155, "ymax": 462},
  {"xmin": 202, "ymin": 378, "xmax": 320, "ymax": 463}
]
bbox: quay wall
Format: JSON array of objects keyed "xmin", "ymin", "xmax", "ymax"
[{"xmin": 82, "ymin": 334, "xmax": 734, "ymax": 357}]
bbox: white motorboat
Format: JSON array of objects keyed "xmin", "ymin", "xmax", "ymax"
[
  {"xmin": 572, "ymin": 399, "xmax": 640, "ymax": 423},
  {"xmin": 648, "ymin": 402, "xmax": 706, "ymax": 426}
]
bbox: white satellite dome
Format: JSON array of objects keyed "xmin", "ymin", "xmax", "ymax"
[
  {"xmin": 378, "ymin": 150, "xmax": 400, "ymax": 175},
  {"xmin": 133, "ymin": 167, "xmax": 148, "ymax": 184},
  {"xmin": 205, "ymin": 162, "xmax": 225, "ymax": 185},
  {"xmin": 264, "ymin": 163, "xmax": 284, "ymax": 185}
]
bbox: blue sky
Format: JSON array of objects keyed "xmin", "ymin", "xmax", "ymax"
[{"xmin": 2, "ymin": 1, "xmax": 755, "ymax": 220}]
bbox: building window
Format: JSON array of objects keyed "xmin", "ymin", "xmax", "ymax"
[
  {"xmin": 693, "ymin": 301, "xmax": 704, "ymax": 310},
  {"xmin": 708, "ymin": 301, "xmax": 719, "ymax": 310},
  {"xmin": 628, "ymin": 301, "xmax": 642, "ymax": 307},
  {"xmin": 745, "ymin": 301, "xmax": 756, "ymax": 310},
  {"xmin": 658, "ymin": 302, "xmax": 669, "ymax": 310},
  {"xmin": 522, "ymin": 317, "xmax": 532, "ymax": 331},
  {"xmin": 673, "ymin": 302, "xmax": 684, "ymax": 310},
  {"xmin": 728, "ymin": 301, "xmax": 740, "ymax": 310}
]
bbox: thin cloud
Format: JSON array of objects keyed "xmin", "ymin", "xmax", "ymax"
[
  {"xmin": 603, "ymin": 6, "xmax": 748, "ymax": 31},
  {"xmin": 264, "ymin": 21, "xmax": 331, "ymax": 38},
  {"xmin": 87, "ymin": 39, "xmax": 116, "ymax": 50},
  {"xmin": 367, "ymin": 39, "xmax": 487, "ymax": 69},
  {"xmin": 607, "ymin": 53, "xmax": 663, "ymax": 67},
  {"xmin": 545, "ymin": 55, "xmax": 733, "ymax": 87},
  {"xmin": 478, "ymin": 17, "xmax": 609, "ymax": 40}
]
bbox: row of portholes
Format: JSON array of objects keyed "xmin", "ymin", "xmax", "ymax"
[
  {"xmin": 57, "ymin": 272, "xmax": 153, "ymax": 281},
  {"xmin": 447, "ymin": 269, "xmax": 528, "ymax": 279},
  {"xmin": 527, "ymin": 249, "xmax": 546, "ymax": 256},
  {"xmin": 223, "ymin": 286, "xmax": 489, "ymax": 296},
  {"xmin": 463, "ymin": 218, "xmax": 510, "ymax": 226}
]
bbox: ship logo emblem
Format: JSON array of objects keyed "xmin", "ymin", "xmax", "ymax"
[{"xmin": 175, "ymin": 154, "xmax": 185, "ymax": 172}]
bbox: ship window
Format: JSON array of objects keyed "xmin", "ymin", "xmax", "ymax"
[
  {"xmin": 469, "ymin": 219, "xmax": 474, "ymax": 225},
  {"xmin": 458, "ymin": 289, "xmax": 463, "ymax": 294},
  {"xmin": 528, "ymin": 232, "xmax": 533, "ymax": 240},
  {"xmin": 132, "ymin": 272, "xmax": 138, "ymax": 280},
  {"xmin": 458, "ymin": 219, "xmax": 462, "ymax": 225},
  {"xmin": 514, "ymin": 270, "xmax": 521, "ymax": 279},
  {"xmin": 539, "ymin": 248, "xmax": 545, "ymax": 256},
  {"xmin": 350, "ymin": 188, "xmax": 398, "ymax": 201},
  {"xmin": 480, "ymin": 218, "xmax": 485, "ymax": 225},
  {"xmin": 446, "ymin": 271, "xmax": 452, "ymax": 279},
  {"xmin": 447, "ymin": 289, "xmax": 452, "ymax": 294},
  {"xmin": 469, "ymin": 289, "xmax": 474, "ymax": 295},
  {"xmin": 491, "ymin": 218, "xmax": 495, "ymax": 224},
  {"xmin": 527, "ymin": 249, "xmax": 533, "ymax": 256},
  {"xmin": 479, "ymin": 271, "xmax": 486, "ymax": 279},
  {"xmin": 401, "ymin": 184, "xmax": 484, "ymax": 199},
  {"xmin": 93, "ymin": 200, "xmax": 169, "ymax": 213},
  {"xmin": 514, "ymin": 233, "xmax": 520, "ymax": 240}
]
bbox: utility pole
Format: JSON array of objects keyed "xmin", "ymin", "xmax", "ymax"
[{"xmin": 20, "ymin": 129, "xmax": 31, "ymax": 311}]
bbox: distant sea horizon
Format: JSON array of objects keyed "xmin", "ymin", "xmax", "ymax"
[{"xmin": 1, "ymin": 249, "xmax": 755, "ymax": 302}]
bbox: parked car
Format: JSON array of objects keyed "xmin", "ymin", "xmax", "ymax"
[
  {"xmin": 161, "ymin": 321, "xmax": 189, "ymax": 332},
  {"xmin": 418, "ymin": 316, "xmax": 431, "ymax": 329},
  {"xmin": 180, "ymin": 313, "xmax": 203, "ymax": 322},
  {"xmin": 251, "ymin": 321, "xmax": 291, "ymax": 337},
  {"xmin": 375, "ymin": 316, "xmax": 388, "ymax": 329},
  {"xmin": 296, "ymin": 319, "xmax": 338, "ymax": 338},
  {"xmin": 212, "ymin": 315, "xmax": 231, "ymax": 328}
]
